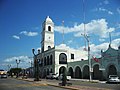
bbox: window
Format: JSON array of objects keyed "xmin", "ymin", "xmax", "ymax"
[
  {"xmin": 50, "ymin": 55, "xmax": 53, "ymax": 65},
  {"xmin": 47, "ymin": 56, "xmax": 49, "ymax": 65},
  {"xmin": 48, "ymin": 46, "xmax": 51, "ymax": 50},
  {"xmin": 44, "ymin": 57, "xmax": 46, "ymax": 66},
  {"xmin": 48, "ymin": 26, "xmax": 51, "ymax": 31},
  {"xmin": 59, "ymin": 53, "xmax": 67, "ymax": 64},
  {"xmin": 71, "ymin": 54, "xmax": 74, "ymax": 59}
]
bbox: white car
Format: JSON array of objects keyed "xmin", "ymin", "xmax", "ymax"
[
  {"xmin": 46, "ymin": 73, "xmax": 58, "ymax": 79},
  {"xmin": 1, "ymin": 74, "xmax": 7, "ymax": 78},
  {"xmin": 58, "ymin": 74, "xmax": 71, "ymax": 81},
  {"xmin": 107, "ymin": 75, "xmax": 120, "ymax": 83}
]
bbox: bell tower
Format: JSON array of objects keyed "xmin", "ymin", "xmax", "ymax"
[{"xmin": 41, "ymin": 16, "xmax": 54, "ymax": 52}]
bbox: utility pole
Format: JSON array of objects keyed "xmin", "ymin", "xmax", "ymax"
[
  {"xmin": 82, "ymin": 0, "xmax": 92, "ymax": 81},
  {"xmin": 16, "ymin": 59, "xmax": 20, "ymax": 78},
  {"xmin": 81, "ymin": 34, "xmax": 92, "ymax": 81},
  {"xmin": 29, "ymin": 60, "xmax": 33, "ymax": 77}
]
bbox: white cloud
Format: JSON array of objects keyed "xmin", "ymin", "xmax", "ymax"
[
  {"xmin": 99, "ymin": 38, "xmax": 105, "ymax": 42},
  {"xmin": 4, "ymin": 56, "xmax": 33, "ymax": 68},
  {"xmin": 111, "ymin": 38, "xmax": 120, "ymax": 49},
  {"xmin": 108, "ymin": 11, "xmax": 113, "ymax": 15},
  {"xmin": 20, "ymin": 31, "xmax": 38, "ymax": 36},
  {"xmin": 116, "ymin": 23, "xmax": 120, "ymax": 29},
  {"xmin": 12, "ymin": 35, "xmax": 20, "ymax": 40},
  {"xmin": 112, "ymin": 32, "xmax": 120, "ymax": 37},
  {"xmin": 92, "ymin": 7, "xmax": 113, "ymax": 15},
  {"xmin": 117, "ymin": 7, "xmax": 120, "ymax": 14},
  {"xmin": 67, "ymin": 40, "xmax": 73, "ymax": 44},
  {"xmin": 88, "ymin": 38, "xmax": 120, "ymax": 58},
  {"xmin": 55, "ymin": 19, "xmax": 115, "ymax": 38},
  {"xmin": 98, "ymin": 7, "xmax": 113, "ymax": 15}
]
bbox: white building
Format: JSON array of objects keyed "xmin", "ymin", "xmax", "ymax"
[
  {"xmin": 36, "ymin": 16, "xmax": 87, "ymax": 78},
  {"xmin": 33, "ymin": 16, "xmax": 120, "ymax": 80}
]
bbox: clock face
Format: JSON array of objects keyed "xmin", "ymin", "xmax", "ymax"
[{"xmin": 59, "ymin": 53, "xmax": 67, "ymax": 64}]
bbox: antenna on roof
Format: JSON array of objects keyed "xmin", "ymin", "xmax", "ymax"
[
  {"xmin": 83, "ymin": 0, "xmax": 87, "ymax": 50},
  {"xmin": 62, "ymin": 21, "xmax": 64, "ymax": 44},
  {"xmin": 109, "ymin": 32, "xmax": 112, "ymax": 46}
]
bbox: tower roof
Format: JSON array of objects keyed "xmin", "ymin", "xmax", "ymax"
[{"xmin": 45, "ymin": 16, "xmax": 53, "ymax": 22}]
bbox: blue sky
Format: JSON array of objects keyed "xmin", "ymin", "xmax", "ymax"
[{"xmin": 0, "ymin": 0, "xmax": 120, "ymax": 70}]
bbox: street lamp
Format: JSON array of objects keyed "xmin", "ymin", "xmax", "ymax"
[
  {"xmin": 32, "ymin": 48, "xmax": 40, "ymax": 81},
  {"xmin": 29, "ymin": 61, "xmax": 33, "ymax": 77},
  {"xmin": 16, "ymin": 59, "xmax": 21, "ymax": 78},
  {"xmin": 7, "ymin": 64, "xmax": 11, "ymax": 71},
  {"xmin": 81, "ymin": 34, "xmax": 92, "ymax": 81},
  {"xmin": 7, "ymin": 64, "xmax": 11, "ymax": 76},
  {"xmin": 29, "ymin": 61, "xmax": 33, "ymax": 68}
]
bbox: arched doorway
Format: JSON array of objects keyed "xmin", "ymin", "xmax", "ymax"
[
  {"xmin": 68, "ymin": 67, "xmax": 74, "ymax": 78},
  {"xmin": 108, "ymin": 65, "xmax": 117, "ymax": 77},
  {"xmin": 43, "ymin": 69, "xmax": 46, "ymax": 78},
  {"xmin": 59, "ymin": 66, "xmax": 66, "ymax": 75},
  {"xmin": 83, "ymin": 65, "xmax": 89, "ymax": 79},
  {"xmin": 75, "ymin": 66, "xmax": 82, "ymax": 79},
  {"xmin": 47, "ymin": 68, "xmax": 49, "ymax": 75},
  {"xmin": 93, "ymin": 64, "xmax": 102, "ymax": 80}
]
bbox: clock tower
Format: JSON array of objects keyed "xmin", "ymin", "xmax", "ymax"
[{"xmin": 41, "ymin": 16, "xmax": 54, "ymax": 52}]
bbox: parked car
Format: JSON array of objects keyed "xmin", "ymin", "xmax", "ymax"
[
  {"xmin": 58, "ymin": 74, "xmax": 71, "ymax": 81},
  {"xmin": 1, "ymin": 74, "xmax": 7, "ymax": 78},
  {"xmin": 46, "ymin": 73, "xmax": 58, "ymax": 79},
  {"xmin": 107, "ymin": 75, "xmax": 120, "ymax": 84}
]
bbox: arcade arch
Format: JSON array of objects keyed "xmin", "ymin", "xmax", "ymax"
[
  {"xmin": 59, "ymin": 66, "xmax": 66, "ymax": 75},
  {"xmin": 83, "ymin": 65, "xmax": 89, "ymax": 79},
  {"xmin": 68, "ymin": 67, "xmax": 74, "ymax": 78},
  {"xmin": 75, "ymin": 66, "xmax": 82, "ymax": 79},
  {"xmin": 93, "ymin": 64, "xmax": 102, "ymax": 80},
  {"xmin": 107, "ymin": 65, "xmax": 117, "ymax": 77}
]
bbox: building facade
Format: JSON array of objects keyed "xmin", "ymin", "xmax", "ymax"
[
  {"xmin": 34, "ymin": 16, "xmax": 120, "ymax": 80},
  {"xmin": 35, "ymin": 16, "xmax": 87, "ymax": 78}
]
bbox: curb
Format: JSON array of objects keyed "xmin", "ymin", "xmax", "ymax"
[
  {"xmin": 14, "ymin": 78, "xmax": 111, "ymax": 90},
  {"xmin": 17, "ymin": 78, "xmax": 79, "ymax": 90},
  {"xmin": 17, "ymin": 78, "xmax": 34, "ymax": 82}
]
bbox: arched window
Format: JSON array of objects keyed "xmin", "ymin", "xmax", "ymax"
[
  {"xmin": 41, "ymin": 58, "xmax": 43, "ymax": 66},
  {"xmin": 50, "ymin": 55, "xmax": 53, "ymax": 65},
  {"xmin": 48, "ymin": 26, "xmax": 51, "ymax": 31},
  {"xmin": 47, "ymin": 56, "xmax": 49, "ymax": 65},
  {"xmin": 59, "ymin": 53, "xmax": 67, "ymax": 64},
  {"xmin": 44, "ymin": 57, "xmax": 46, "ymax": 66},
  {"xmin": 48, "ymin": 46, "xmax": 51, "ymax": 50}
]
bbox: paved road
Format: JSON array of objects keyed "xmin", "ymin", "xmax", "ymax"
[
  {"xmin": 46, "ymin": 79, "xmax": 120, "ymax": 90},
  {"xmin": 0, "ymin": 78, "xmax": 68, "ymax": 90}
]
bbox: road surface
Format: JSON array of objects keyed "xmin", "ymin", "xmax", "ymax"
[{"xmin": 0, "ymin": 78, "xmax": 68, "ymax": 90}]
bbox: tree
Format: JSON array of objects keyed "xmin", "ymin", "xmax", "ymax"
[{"xmin": 9, "ymin": 68, "xmax": 22, "ymax": 76}]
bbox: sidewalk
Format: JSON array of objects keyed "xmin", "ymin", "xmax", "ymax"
[{"xmin": 17, "ymin": 77, "xmax": 110, "ymax": 90}]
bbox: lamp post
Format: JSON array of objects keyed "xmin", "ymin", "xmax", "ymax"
[
  {"xmin": 29, "ymin": 61, "xmax": 33, "ymax": 67},
  {"xmin": 7, "ymin": 64, "xmax": 11, "ymax": 76},
  {"xmin": 16, "ymin": 59, "xmax": 21, "ymax": 78},
  {"xmin": 7, "ymin": 64, "xmax": 11, "ymax": 71},
  {"xmin": 29, "ymin": 61, "xmax": 33, "ymax": 77},
  {"xmin": 32, "ymin": 48, "xmax": 39, "ymax": 81},
  {"xmin": 81, "ymin": 34, "xmax": 92, "ymax": 81}
]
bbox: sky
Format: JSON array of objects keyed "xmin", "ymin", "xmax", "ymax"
[{"xmin": 0, "ymin": 0, "xmax": 120, "ymax": 70}]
